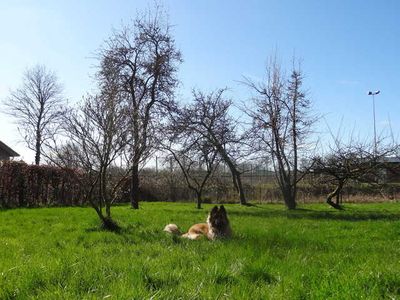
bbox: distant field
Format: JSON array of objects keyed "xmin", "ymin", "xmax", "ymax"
[{"xmin": 1, "ymin": 202, "xmax": 400, "ymax": 299}]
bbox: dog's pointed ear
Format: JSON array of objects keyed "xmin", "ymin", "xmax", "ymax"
[
  {"xmin": 219, "ymin": 205, "xmax": 226, "ymax": 215},
  {"xmin": 211, "ymin": 206, "xmax": 218, "ymax": 215}
]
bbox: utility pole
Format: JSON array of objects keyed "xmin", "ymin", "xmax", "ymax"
[{"xmin": 367, "ymin": 90, "xmax": 380, "ymax": 155}]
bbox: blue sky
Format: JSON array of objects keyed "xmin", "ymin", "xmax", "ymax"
[{"xmin": 1, "ymin": 0, "xmax": 399, "ymax": 163}]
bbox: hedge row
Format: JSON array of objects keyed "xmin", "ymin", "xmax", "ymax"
[
  {"xmin": 0, "ymin": 161, "xmax": 86, "ymax": 208},
  {"xmin": 1, "ymin": 160, "xmax": 399, "ymax": 208}
]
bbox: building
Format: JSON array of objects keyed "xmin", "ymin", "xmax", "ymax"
[
  {"xmin": 381, "ymin": 157, "xmax": 400, "ymax": 183},
  {"xmin": 0, "ymin": 140, "xmax": 20, "ymax": 160}
]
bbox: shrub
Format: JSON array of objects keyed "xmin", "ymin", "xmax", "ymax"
[{"xmin": 0, "ymin": 161, "xmax": 84, "ymax": 208}]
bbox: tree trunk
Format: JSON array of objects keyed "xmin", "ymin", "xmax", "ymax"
[
  {"xmin": 225, "ymin": 160, "xmax": 246, "ymax": 205},
  {"xmin": 106, "ymin": 203, "xmax": 111, "ymax": 218},
  {"xmin": 92, "ymin": 203, "xmax": 117, "ymax": 230},
  {"xmin": 211, "ymin": 136, "xmax": 247, "ymax": 205},
  {"xmin": 100, "ymin": 214, "xmax": 120, "ymax": 231},
  {"xmin": 196, "ymin": 192, "xmax": 202, "ymax": 209},
  {"xmin": 235, "ymin": 172, "xmax": 247, "ymax": 205},
  {"xmin": 130, "ymin": 163, "xmax": 140, "ymax": 209},
  {"xmin": 326, "ymin": 180, "xmax": 344, "ymax": 210},
  {"xmin": 100, "ymin": 168, "xmax": 108, "ymax": 215},
  {"xmin": 130, "ymin": 166, "xmax": 140, "ymax": 209},
  {"xmin": 283, "ymin": 185, "xmax": 296, "ymax": 210},
  {"xmin": 285, "ymin": 198, "xmax": 296, "ymax": 210},
  {"xmin": 35, "ymin": 131, "xmax": 41, "ymax": 165}
]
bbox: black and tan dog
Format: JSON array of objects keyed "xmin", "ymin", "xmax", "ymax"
[{"xmin": 164, "ymin": 205, "xmax": 232, "ymax": 240}]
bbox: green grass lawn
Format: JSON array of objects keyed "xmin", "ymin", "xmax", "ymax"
[{"xmin": 1, "ymin": 202, "xmax": 400, "ymax": 299}]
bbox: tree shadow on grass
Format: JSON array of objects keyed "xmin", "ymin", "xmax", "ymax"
[
  {"xmin": 228, "ymin": 207, "xmax": 400, "ymax": 222},
  {"xmin": 232, "ymin": 229, "xmax": 331, "ymax": 253},
  {"xmin": 290, "ymin": 210, "xmax": 400, "ymax": 222}
]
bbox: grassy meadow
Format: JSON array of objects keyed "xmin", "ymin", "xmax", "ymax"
[{"xmin": 1, "ymin": 202, "xmax": 400, "ymax": 299}]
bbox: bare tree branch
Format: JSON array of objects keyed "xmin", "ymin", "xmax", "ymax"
[{"xmin": 3, "ymin": 65, "xmax": 67, "ymax": 165}]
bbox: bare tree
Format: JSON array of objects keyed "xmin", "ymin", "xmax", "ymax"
[
  {"xmin": 312, "ymin": 135, "xmax": 399, "ymax": 210},
  {"xmin": 172, "ymin": 89, "xmax": 247, "ymax": 205},
  {"xmin": 244, "ymin": 59, "xmax": 314, "ymax": 209},
  {"xmin": 97, "ymin": 7, "xmax": 182, "ymax": 209},
  {"xmin": 3, "ymin": 65, "xmax": 66, "ymax": 165},
  {"xmin": 162, "ymin": 130, "xmax": 220, "ymax": 209},
  {"xmin": 52, "ymin": 79, "xmax": 129, "ymax": 230}
]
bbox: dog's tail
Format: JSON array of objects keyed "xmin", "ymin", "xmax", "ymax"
[{"xmin": 163, "ymin": 223, "xmax": 181, "ymax": 235}]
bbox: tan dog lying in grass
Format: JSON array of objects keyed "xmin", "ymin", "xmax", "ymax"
[{"xmin": 164, "ymin": 205, "xmax": 232, "ymax": 240}]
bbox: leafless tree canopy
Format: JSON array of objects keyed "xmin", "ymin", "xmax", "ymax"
[
  {"xmin": 49, "ymin": 73, "xmax": 130, "ymax": 230},
  {"xmin": 244, "ymin": 59, "xmax": 315, "ymax": 209},
  {"xmin": 169, "ymin": 89, "xmax": 247, "ymax": 205},
  {"xmin": 312, "ymin": 134, "xmax": 399, "ymax": 209},
  {"xmin": 3, "ymin": 65, "xmax": 66, "ymax": 165},
  {"xmin": 161, "ymin": 116, "xmax": 220, "ymax": 208},
  {"xmin": 97, "ymin": 7, "xmax": 182, "ymax": 209}
]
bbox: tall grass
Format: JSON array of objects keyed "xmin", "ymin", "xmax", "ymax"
[{"xmin": 1, "ymin": 202, "xmax": 400, "ymax": 299}]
